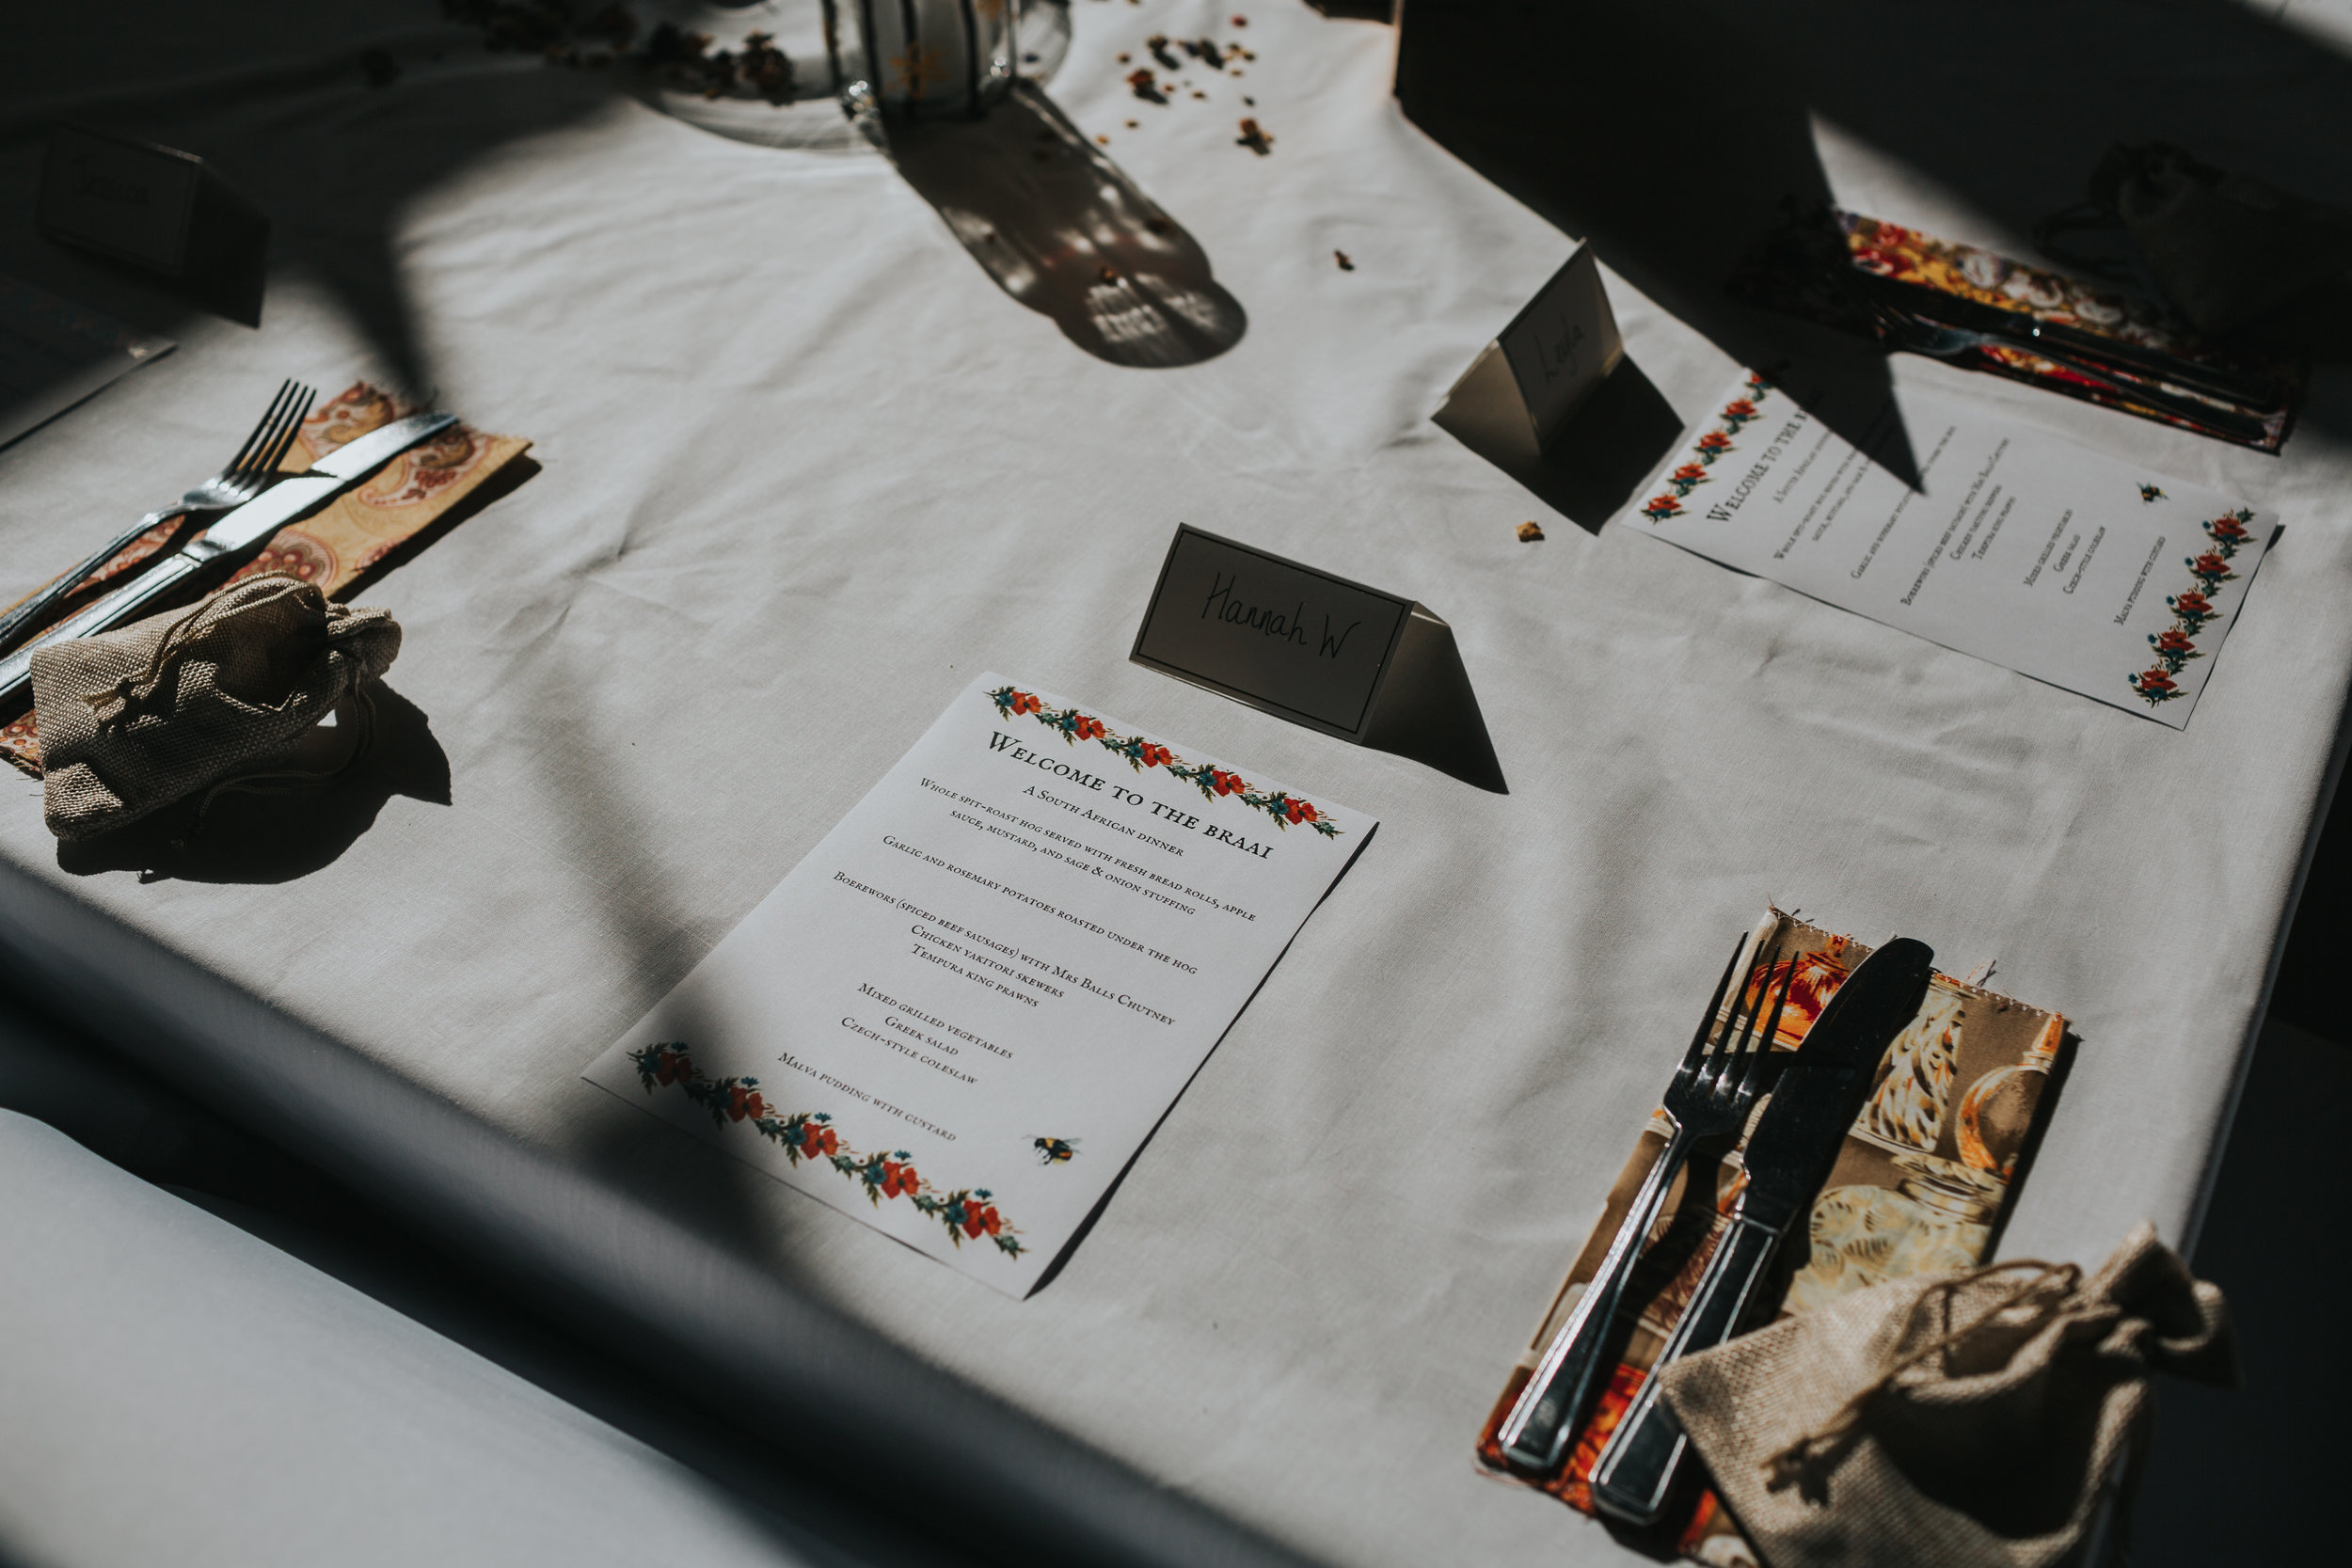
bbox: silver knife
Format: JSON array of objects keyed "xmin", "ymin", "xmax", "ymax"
[
  {"xmin": 0, "ymin": 413, "xmax": 457, "ymax": 709},
  {"xmin": 1586, "ymin": 936, "xmax": 1935, "ymax": 1527}
]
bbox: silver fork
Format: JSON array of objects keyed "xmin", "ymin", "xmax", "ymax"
[
  {"xmin": 1831, "ymin": 285, "xmax": 2276, "ymax": 444},
  {"xmin": 0, "ymin": 379, "xmax": 317, "ymax": 657},
  {"xmin": 1496, "ymin": 931, "xmax": 1795, "ymax": 1476}
]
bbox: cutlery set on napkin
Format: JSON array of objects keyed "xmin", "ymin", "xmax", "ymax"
[
  {"xmin": 0, "ymin": 380, "xmax": 532, "ymax": 832},
  {"xmin": 1478, "ymin": 912, "xmax": 2233, "ymax": 1567},
  {"xmin": 1494, "ymin": 931, "xmax": 1937, "ymax": 1525},
  {"xmin": 1730, "ymin": 204, "xmax": 2301, "ymax": 451}
]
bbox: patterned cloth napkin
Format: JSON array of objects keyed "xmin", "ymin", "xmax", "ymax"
[
  {"xmin": 1729, "ymin": 204, "xmax": 2301, "ymax": 452},
  {"xmin": 2, "ymin": 383, "xmax": 531, "ymax": 777},
  {"xmin": 1474, "ymin": 909, "xmax": 2068, "ymax": 1567}
]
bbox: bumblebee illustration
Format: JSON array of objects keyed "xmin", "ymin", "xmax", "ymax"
[{"xmin": 1033, "ymin": 1136, "xmax": 1079, "ymax": 1165}]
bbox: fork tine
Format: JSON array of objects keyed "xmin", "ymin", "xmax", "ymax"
[
  {"xmin": 224, "ymin": 380, "xmax": 302, "ymax": 481},
  {"xmin": 1737, "ymin": 950, "xmax": 1799, "ymax": 1101},
  {"xmin": 1698, "ymin": 934, "xmax": 1770, "ymax": 1095},
  {"xmin": 253, "ymin": 383, "xmax": 317, "ymax": 477},
  {"xmin": 1678, "ymin": 934, "xmax": 1747, "ymax": 1083},
  {"xmin": 1732, "ymin": 940, "xmax": 1783, "ymax": 1053},
  {"xmin": 1708, "ymin": 937, "xmax": 1781, "ymax": 1100},
  {"xmin": 242, "ymin": 382, "xmax": 315, "ymax": 483}
]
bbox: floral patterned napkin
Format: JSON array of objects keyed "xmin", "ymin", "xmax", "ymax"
[
  {"xmin": 1474, "ymin": 909, "xmax": 2067, "ymax": 1566},
  {"xmin": 2, "ymin": 383, "xmax": 531, "ymax": 777},
  {"xmin": 1730, "ymin": 204, "xmax": 2300, "ymax": 451}
]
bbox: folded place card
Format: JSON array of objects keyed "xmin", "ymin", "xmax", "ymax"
[
  {"xmin": 1476, "ymin": 910, "xmax": 2069, "ymax": 1561},
  {"xmin": 39, "ymin": 126, "xmax": 270, "ymax": 325},
  {"xmin": 1131, "ymin": 524, "xmax": 1504, "ymax": 791},
  {"xmin": 1435, "ymin": 244, "xmax": 1626, "ymax": 472},
  {"xmin": 582, "ymin": 673, "xmax": 1374, "ymax": 1295},
  {"xmin": 1634, "ymin": 369, "xmax": 2275, "ymax": 727}
]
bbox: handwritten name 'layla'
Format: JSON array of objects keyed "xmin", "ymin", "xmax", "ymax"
[{"xmin": 1201, "ymin": 571, "xmax": 1359, "ymax": 660}]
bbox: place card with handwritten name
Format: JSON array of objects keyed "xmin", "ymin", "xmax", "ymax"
[
  {"xmin": 1130, "ymin": 526, "xmax": 1506, "ymax": 789},
  {"xmin": 581, "ymin": 673, "xmax": 1372, "ymax": 1294},
  {"xmin": 38, "ymin": 127, "xmax": 270, "ymax": 325},
  {"xmin": 1635, "ymin": 370, "xmax": 2277, "ymax": 726},
  {"xmin": 1434, "ymin": 244, "xmax": 1627, "ymax": 473}
]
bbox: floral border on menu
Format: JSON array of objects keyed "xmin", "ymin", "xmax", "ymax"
[
  {"xmin": 1640, "ymin": 373, "xmax": 1773, "ymax": 523},
  {"xmin": 988, "ymin": 687, "xmax": 1343, "ymax": 837},
  {"xmin": 2128, "ymin": 507, "xmax": 2255, "ymax": 706},
  {"xmin": 628, "ymin": 1043, "xmax": 1025, "ymax": 1257}
]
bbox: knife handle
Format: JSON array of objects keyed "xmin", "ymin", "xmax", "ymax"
[
  {"xmin": 0, "ymin": 548, "xmax": 213, "ymax": 711},
  {"xmin": 1587, "ymin": 1210, "xmax": 1786, "ymax": 1526},
  {"xmin": 0, "ymin": 507, "xmax": 195, "ymax": 658},
  {"xmin": 1496, "ymin": 1129, "xmax": 1687, "ymax": 1473}
]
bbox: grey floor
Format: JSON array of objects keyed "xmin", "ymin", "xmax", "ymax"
[{"xmin": 3, "ymin": 771, "xmax": 2345, "ymax": 1563}]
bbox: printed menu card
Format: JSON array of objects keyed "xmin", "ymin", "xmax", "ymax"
[
  {"xmin": 584, "ymin": 674, "xmax": 1372, "ymax": 1294},
  {"xmin": 1635, "ymin": 371, "xmax": 2276, "ymax": 726}
]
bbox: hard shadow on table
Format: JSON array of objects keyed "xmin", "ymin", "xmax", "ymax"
[
  {"xmin": 1396, "ymin": 2, "xmax": 1918, "ymax": 488},
  {"xmin": 0, "ymin": 10, "xmax": 639, "ymax": 399},
  {"xmin": 1397, "ymin": 0, "xmax": 2352, "ymax": 457},
  {"xmin": 2131, "ymin": 1019, "xmax": 2352, "ymax": 1565},
  {"xmin": 0, "ymin": 1003, "xmax": 979, "ymax": 1568},
  {"xmin": 54, "ymin": 681, "xmax": 449, "ymax": 883},
  {"xmin": 886, "ymin": 82, "xmax": 1246, "ymax": 368}
]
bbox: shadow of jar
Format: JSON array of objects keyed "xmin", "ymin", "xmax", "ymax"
[{"xmin": 883, "ymin": 81, "xmax": 1247, "ymax": 368}]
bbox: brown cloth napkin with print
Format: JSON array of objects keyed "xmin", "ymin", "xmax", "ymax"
[
  {"xmin": 1657, "ymin": 1222, "xmax": 2233, "ymax": 1568},
  {"xmin": 1, "ymin": 381, "xmax": 530, "ymax": 777},
  {"xmin": 30, "ymin": 574, "xmax": 399, "ymax": 840}
]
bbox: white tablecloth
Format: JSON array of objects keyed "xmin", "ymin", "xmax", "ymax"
[{"xmin": 5, "ymin": 4, "xmax": 2350, "ymax": 1563}]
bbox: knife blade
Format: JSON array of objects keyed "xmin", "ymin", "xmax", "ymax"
[
  {"xmin": 0, "ymin": 413, "xmax": 458, "ymax": 709},
  {"xmin": 1586, "ymin": 935, "xmax": 1935, "ymax": 1527}
]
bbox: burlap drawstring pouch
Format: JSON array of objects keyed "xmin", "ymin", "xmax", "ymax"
[
  {"xmin": 1657, "ymin": 1222, "xmax": 2233, "ymax": 1568},
  {"xmin": 28, "ymin": 573, "xmax": 400, "ymax": 841}
]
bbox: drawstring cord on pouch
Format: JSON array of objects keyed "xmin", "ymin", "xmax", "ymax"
[
  {"xmin": 80, "ymin": 574, "xmax": 314, "ymax": 734},
  {"xmin": 1763, "ymin": 1257, "xmax": 2084, "ymax": 1493}
]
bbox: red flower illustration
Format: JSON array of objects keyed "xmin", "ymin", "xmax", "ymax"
[
  {"xmin": 1723, "ymin": 399, "xmax": 1757, "ymax": 420},
  {"xmin": 1210, "ymin": 768, "xmax": 1247, "ymax": 796},
  {"xmin": 1009, "ymin": 691, "xmax": 1041, "ymax": 716},
  {"xmin": 2191, "ymin": 552, "xmax": 2231, "ymax": 577},
  {"xmin": 2172, "ymin": 591, "xmax": 2214, "ymax": 617},
  {"xmin": 1073, "ymin": 715, "xmax": 1106, "ymax": 740},
  {"xmin": 1696, "ymin": 432, "xmax": 1731, "ymax": 451},
  {"xmin": 1282, "ymin": 799, "xmax": 1319, "ymax": 825},
  {"xmin": 2154, "ymin": 629, "xmax": 2194, "ymax": 655},
  {"xmin": 1139, "ymin": 742, "xmax": 1173, "ymax": 768},
  {"xmin": 2207, "ymin": 514, "xmax": 2250, "ymax": 545},
  {"xmin": 2134, "ymin": 668, "xmax": 2178, "ymax": 694},
  {"xmin": 1672, "ymin": 464, "xmax": 1707, "ymax": 483},
  {"xmin": 628, "ymin": 1044, "xmax": 1026, "ymax": 1256}
]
